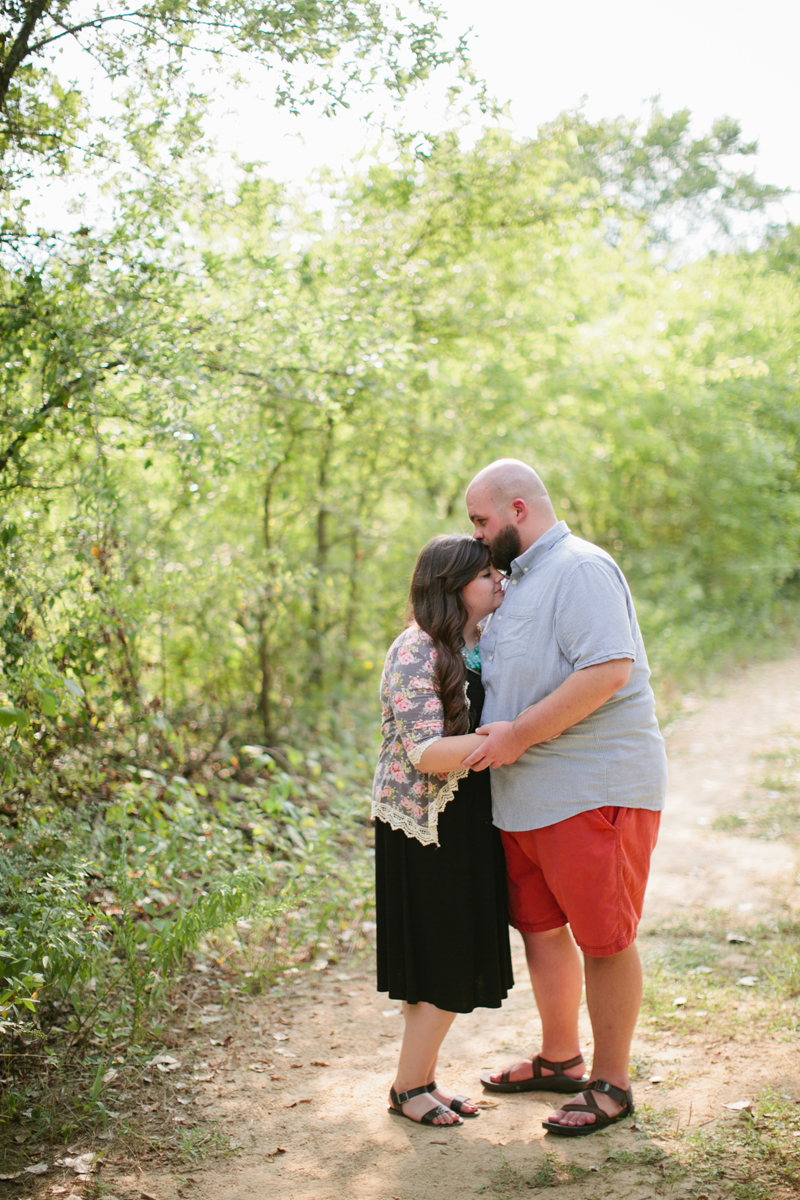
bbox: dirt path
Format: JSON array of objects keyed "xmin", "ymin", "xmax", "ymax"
[
  {"xmin": 107, "ymin": 655, "xmax": 800, "ymax": 1200},
  {"xmin": 646, "ymin": 655, "xmax": 800, "ymax": 916}
]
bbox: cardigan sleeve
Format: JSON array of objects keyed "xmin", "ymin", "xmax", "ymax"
[
  {"xmin": 386, "ymin": 629, "xmax": 445, "ymax": 763},
  {"xmin": 372, "ymin": 626, "xmax": 468, "ymax": 847}
]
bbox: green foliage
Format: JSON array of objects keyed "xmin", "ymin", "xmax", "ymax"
[
  {"xmin": 0, "ymin": 726, "xmax": 374, "ymax": 1057},
  {"xmin": 4, "ymin": 121, "xmax": 799, "ymax": 756}
]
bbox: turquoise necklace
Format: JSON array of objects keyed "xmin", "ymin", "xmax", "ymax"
[{"xmin": 462, "ymin": 643, "xmax": 481, "ymax": 672}]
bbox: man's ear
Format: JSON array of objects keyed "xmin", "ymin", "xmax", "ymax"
[{"xmin": 511, "ymin": 498, "xmax": 528, "ymax": 523}]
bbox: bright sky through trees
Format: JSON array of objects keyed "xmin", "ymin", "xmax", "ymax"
[{"xmin": 201, "ymin": 0, "xmax": 800, "ymax": 218}]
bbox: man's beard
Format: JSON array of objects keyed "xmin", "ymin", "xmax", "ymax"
[{"xmin": 488, "ymin": 524, "xmax": 523, "ymax": 574}]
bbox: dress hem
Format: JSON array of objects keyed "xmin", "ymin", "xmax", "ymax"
[{"xmin": 377, "ymin": 986, "xmax": 512, "ymax": 1016}]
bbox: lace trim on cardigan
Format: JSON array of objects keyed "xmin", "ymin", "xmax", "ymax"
[
  {"xmin": 372, "ymin": 764, "xmax": 469, "ymax": 847},
  {"xmin": 406, "ymin": 736, "xmax": 441, "ymax": 768},
  {"xmin": 406, "ymin": 675, "xmax": 470, "ymax": 770}
]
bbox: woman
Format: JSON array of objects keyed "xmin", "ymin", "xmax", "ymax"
[{"xmin": 371, "ymin": 534, "xmax": 513, "ymax": 1127}]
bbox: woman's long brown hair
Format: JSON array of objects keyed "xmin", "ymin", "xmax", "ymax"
[{"xmin": 409, "ymin": 535, "xmax": 491, "ymax": 736}]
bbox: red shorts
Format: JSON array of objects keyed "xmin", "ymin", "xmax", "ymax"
[{"xmin": 500, "ymin": 806, "xmax": 661, "ymax": 957}]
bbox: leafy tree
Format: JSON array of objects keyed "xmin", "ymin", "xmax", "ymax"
[
  {"xmin": 0, "ymin": 0, "xmax": 465, "ymax": 176},
  {"xmin": 521, "ymin": 106, "xmax": 786, "ymax": 242}
]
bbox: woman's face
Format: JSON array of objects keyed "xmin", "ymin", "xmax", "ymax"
[{"xmin": 461, "ymin": 563, "xmax": 505, "ymax": 625}]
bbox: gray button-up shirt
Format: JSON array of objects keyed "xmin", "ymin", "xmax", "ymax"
[{"xmin": 480, "ymin": 521, "xmax": 667, "ymax": 831}]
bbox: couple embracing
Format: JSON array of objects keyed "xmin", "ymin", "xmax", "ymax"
[{"xmin": 371, "ymin": 459, "xmax": 667, "ymax": 1136}]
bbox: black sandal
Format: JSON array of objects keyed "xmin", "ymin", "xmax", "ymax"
[
  {"xmin": 426, "ymin": 1080, "xmax": 480, "ymax": 1118},
  {"xmin": 388, "ymin": 1085, "xmax": 463, "ymax": 1126},
  {"xmin": 480, "ymin": 1053, "xmax": 588, "ymax": 1094},
  {"xmin": 541, "ymin": 1079, "xmax": 634, "ymax": 1137}
]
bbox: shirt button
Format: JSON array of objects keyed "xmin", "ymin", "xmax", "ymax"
[
  {"xmin": 497, "ymin": 615, "xmax": 502, "ymax": 620},
  {"xmin": 512, "ymin": 580, "xmax": 517, "ymax": 585},
  {"xmin": 489, "ymin": 654, "xmax": 493, "ymax": 661},
  {"xmin": 524, "ymin": 567, "xmax": 529, "ymax": 573}
]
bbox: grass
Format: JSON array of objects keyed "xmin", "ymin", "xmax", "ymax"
[
  {"xmin": 638, "ymin": 909, "xmax": 800, "ymax": 1044},
  {"xmin": 677, "ymin": 1088, "xmax": 800, "ymax": 1199},
  {"xmin": 481, "ymin": 1151, "xmax": 592, "ymax": 1194},
  {"xmin": 712, "ymin": 730, "xmax": 800, "ymax": 845},
  {"xmin": 484, "ymin": 1146, "xmax": 681, "ymax": 1196}
]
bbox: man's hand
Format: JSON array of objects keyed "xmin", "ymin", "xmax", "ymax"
[{"xmin": 462, "ymin": 721, "xmax": 524, "ymax": 771}]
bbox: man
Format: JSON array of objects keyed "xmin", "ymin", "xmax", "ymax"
[{"xmin": 463, "ymin": 459, "xmax": 667, "ymax": 1136}]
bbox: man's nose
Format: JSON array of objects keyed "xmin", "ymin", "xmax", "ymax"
[{"xmin": 473, "ymin": 530, "xmax": 484, "ymax": 540}]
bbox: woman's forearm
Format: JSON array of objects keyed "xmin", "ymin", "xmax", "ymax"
[{"xmin": 417, "ymin": 733, "xmax": 486, "ymax": 773}]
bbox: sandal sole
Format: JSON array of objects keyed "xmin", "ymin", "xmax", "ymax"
[
  {"xmin": 388, "ymin": 1107, "xmax": 462, "ymax": 1128},
  {"xmin": 480, "ymin": 1072, "xmax": 589, "ymax": 1095},
  {"xmin": 542, "ymin": 1112, "xmax": 631, "ymax": 1137}
]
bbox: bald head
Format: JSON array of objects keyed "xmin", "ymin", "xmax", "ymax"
[
  {"xmin": 468, "ymin": 459, "xmax": 550, "ymax": 508},
  {"xmin": 466, "ymin": 459, "xmax": 558, "ymax": 562}
]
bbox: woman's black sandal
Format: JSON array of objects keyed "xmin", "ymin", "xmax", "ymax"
[
  {"xmin": 480, "ymin": 1053, "xmax": 588, "ymax": 1094},
  {"xmin": 389, "ymin": 1085, "xmax": 463, "ymax": 1126},
  {"xmin": 426, "ymin": 1080, "xmax": 480, "ymax": 1117},
  {"xmin": 541, "ymin": 1079, "xmax": 634, "ymax": 1137}
]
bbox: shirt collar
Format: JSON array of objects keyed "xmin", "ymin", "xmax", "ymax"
[{"xmin": 509, "ymin": 521, "xmax": 570, "ymax": 578}]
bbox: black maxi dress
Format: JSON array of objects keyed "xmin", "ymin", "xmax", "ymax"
[{"xmin": 374, "ymin": 669, "xmax": 514, "ymax": 1014}]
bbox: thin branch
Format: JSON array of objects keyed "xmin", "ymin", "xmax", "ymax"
[
  {"xmin": 27, "ymin": 8, "xmax": 146, "ymax": 54},
  {"xmin": 0, "ymin": 0, "xmax": 50, "ymax": 109}
]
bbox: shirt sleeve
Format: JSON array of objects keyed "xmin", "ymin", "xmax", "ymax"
[
  {"xmin": 554, "ymin": 558, "xmax": 637, "ymax": 670},
  {"xmin": 386, "ymin": 632, "xmax": 445, "ymax": 762}
]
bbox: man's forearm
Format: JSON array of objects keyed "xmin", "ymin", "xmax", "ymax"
[
  {"xmin": 511, "ymin": 659, "xmax": 632, "ymax": 752},
  {"xmin": 462, "ymin": 658, "xmax": 632, "ymax": 770}
]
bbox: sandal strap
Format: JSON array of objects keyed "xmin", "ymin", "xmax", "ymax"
[
  {"xmin": 425, "ymin": 1082, "xmax": 474, "ymax": 1114},
  {"xmin": 420, "ymin": 1104, "xmax": 455, "ymax": 1125},
  {"xmin": 534, "ymin": 1053, "xmax": 585, "ymax": 1077},
  {"xmin": 558, "ymin": 1091, "xmax": 605, "ymax": 1119},
  {"xmin": 585, "ymin": 1079, "xmax": 634, "ymax": 1110},
  {"xmin": 391, "ymin": 1084, "xmax": 433, "ymax": 1106}
]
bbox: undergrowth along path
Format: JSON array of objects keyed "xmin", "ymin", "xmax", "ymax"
[{"xmin": 95, "ymin": 652, "xmax": 800, "ymax": 1200}]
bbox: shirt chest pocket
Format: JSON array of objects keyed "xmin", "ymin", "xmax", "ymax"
[{"xmin": 495, "ymin": 607, "xmax": 537, "ymax": 658}]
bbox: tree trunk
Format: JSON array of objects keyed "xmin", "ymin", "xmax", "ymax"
[
  {"xmin": 338, "ymin": 525, "xmax": 361, "ymax": 683},
  {"xmin": 258, "ymin": 437, "xmax": 294, "ymax": 743},
  {"xmin": 308, "ymin": 416, "xmax": 334, "ymax": 689}
]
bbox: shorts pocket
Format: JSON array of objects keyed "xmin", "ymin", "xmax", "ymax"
[
  {"xmin": 496, "ymin": 608, "xmax": 537, "ymax": 659},
  {"xmin": 595, "ymin": 805, "xmax": 629, "ymax": 830}
]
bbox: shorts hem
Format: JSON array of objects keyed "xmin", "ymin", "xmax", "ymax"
[
  {"xmin": 576, "ymin": 931, "xmax": 637, "ymax": 957},
  {"xmin": 510, "ymin": 915, "xmax": 568, "ymax": 935}
]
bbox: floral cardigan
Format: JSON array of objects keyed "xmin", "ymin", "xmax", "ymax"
[{"xmin": 371, "ymin": 625, "xmax": 468, "ymax": 847}]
